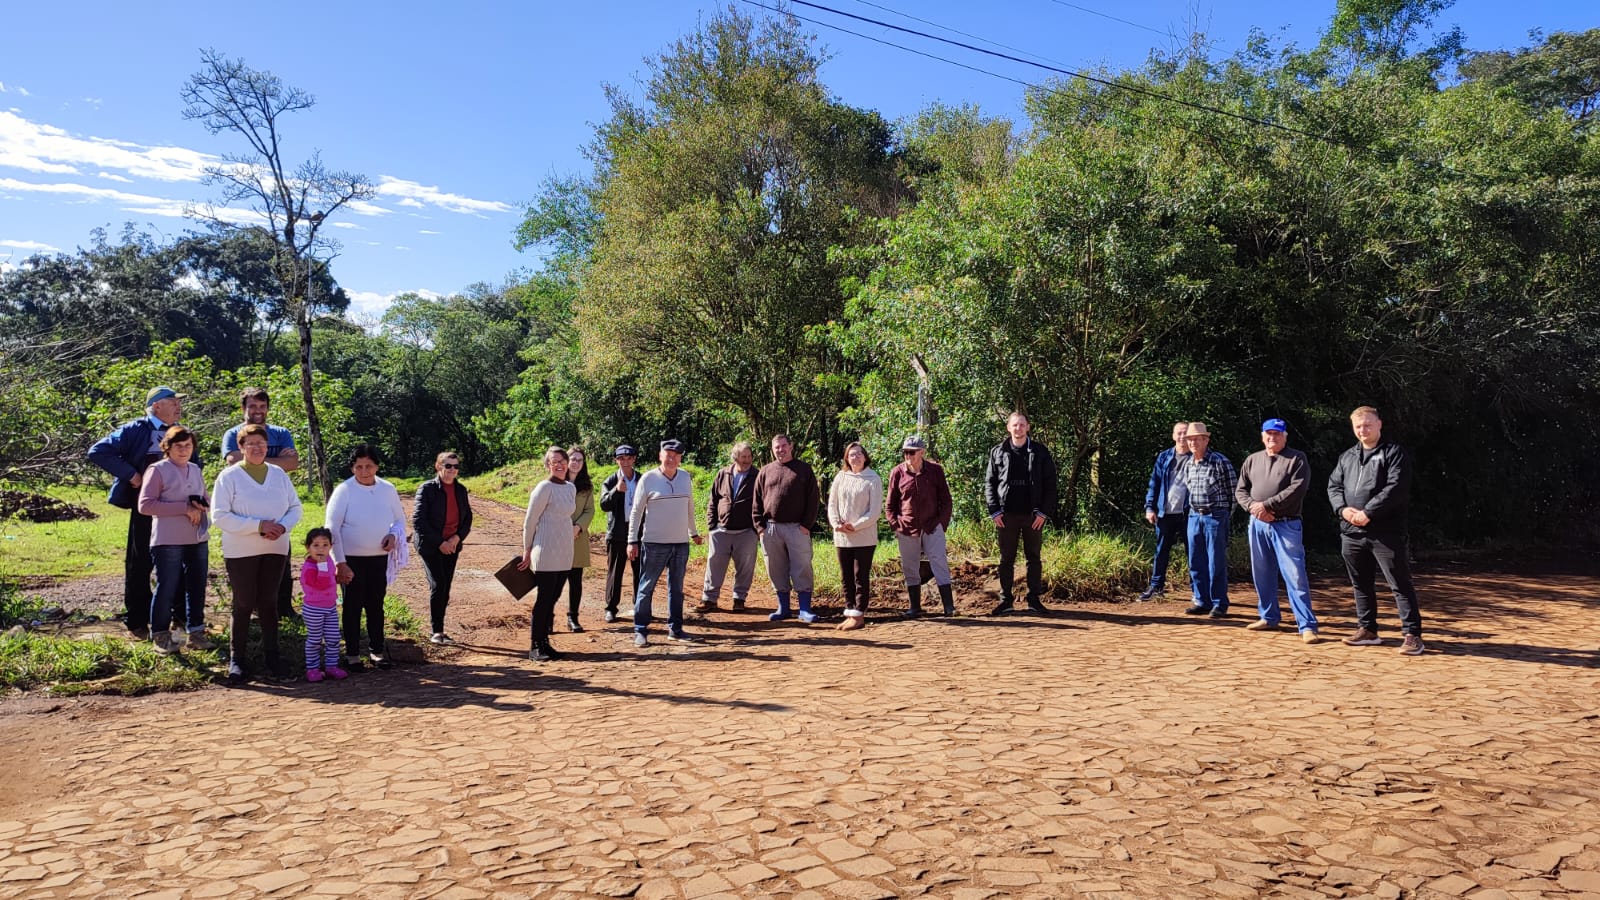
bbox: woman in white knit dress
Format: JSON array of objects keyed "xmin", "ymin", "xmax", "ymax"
[
  {"xmin": 212, "ymin": 423, "xmax": 302, "ymax": 683},
  {"xmin": 519, "ymin": 446, "xmax": 577, "ymax": 662},
  {"xmin": 828, "ymin": 442, "xmax": 882, "ymax": 631},
  {"xmin": 325, "ymin": 444, "xmax": 406, "ymax": 671}
]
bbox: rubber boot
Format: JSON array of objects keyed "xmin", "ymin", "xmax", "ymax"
[
  {"xmin": 906, "ymin": 584, "xmax": 923, "ymax": 619},
  {"xmin": 937, "ymin": 583, "xmax": 956, "ymax": 617},
  {"xmin": 796, "ymin": 591, "xmax": 817, "ymax": 624},
  {"xmin": 769, "ymin": 591, "xmax": 792, "ymax": 621}
]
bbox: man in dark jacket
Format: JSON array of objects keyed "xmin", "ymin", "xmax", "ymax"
[
  {"xmin": 699, "ymin": 441, "xmax": 758, "ymax": 611},
  {"xmin": 598, "ymin": 445, "xmax": 642, "ymax": 623},
  {"xmin": 87, "ymin": 385, "xmax": 185, "ymax": 638},
  {"xmin": 1328, "ymin": 406, "xmax": 1425, "ymax": 655},
  {"xmin": 1139, "ymin": 421, "xmax": 1190, "ymax": 601},
  {"xmin": 984, "ymin": 411, "xmax": 1057, "ymax": 613},
  {"xmin": 413, "ymin": 451, "xmax": 474, "ymax": 643}
]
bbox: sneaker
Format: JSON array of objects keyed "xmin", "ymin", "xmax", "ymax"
[
  {"xmin": 1208, "ymin": 608, "xmax": 1229, "ymax": 619},
  {"xmin": 1399, "ymin": 634, "xmax": 1425, "ymax": 656},
  {"xmin": 797, "ymin": 610, "xmax": 818, "ymax": 624},
  {"xmin": 1343, "ymin": 629, "xmax": 1383, "ymax": 646},
  {"xmin": 696, "ymin": 600, "xmax": 718, "ymax": 612},
  {"xmin": 430, "ymin": 633, "xmax": 453, "ymax": 645},
  {"xmin": 185, "ymin": 630, "xmax": 214, "ymax": 651},
  {"xmin": 604, "ymin": 610, "xmax": 618, "ymax": 623},
  {"xmin": 1136, "ymin": 586, "xmax": 1164, "ymax": 602},
  {"xmin": 528, "ymin": 647, "xmax": 554, "ymax": 663},
  {"xmin": 633, "ymin": 633, "xmax": 648, "ymax": 648},
  {"xmin": 344, "ymin": 657, "xmax": 367, "ymax": 672},
  {"xmin": 1183, "ymin": 605, "xmax": 1212, "ymax": 616},
  {"xmin": 152, "ymin": 631, "xmax": 177, "ymax": 655},
  {"xmin": 991, "ymin": 598, "xmax": 1015, "ymax": 615},
  {"xmin": 226, "ymin": 661, "xmax": 245, "ymax": 684},
  {"xmin": 127, "ymin": 623, "xmax": 151, "ymax": 640},
  {"xmin": 368, "ymin": 652, "xmax": 392, "ymax": 670},
  {"xmin": 567, "ymin": 617, "xmax": 584, "ymax": 633},
  {"xmin": 1026, "ymin": 598, "xmax": 1048, "ymax": 613},
  {"xmin": 1301, "ymin": 630, "xmax": 1322, "ymax": 645},
  {"xmin": 325, "ymin": 666, "xmax": 349, "ymax": 680},
  {"xmin": 667, "ymin": 630, "xmax": 699, "ymax": 643},
  {"xmin": 1245, "ymin": 620, "xmax": 1279, "ymax": 632},
  {"xmin": 306, "ymin": 669, "xmax": 325, "ymax": 683},
  {"xmin": 731, "ymin": 599, "xmax": 746, "ymax": 611}
]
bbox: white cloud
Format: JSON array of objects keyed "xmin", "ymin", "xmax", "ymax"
[
  {"xmin": 346, "ymin": 199, "xmax": 392, "ymax": 217},
  {"xmin": 418, "ymin": 229, "xmax": 440, "ymax": 235},
  {"xmin": 394, "ymin": 245, "xmax": 411, "ymax": 251},
  {"xmin": 96, "ymin": 171, "xmax": 132, "ymax": 183},
  {"xmin": 0, "ymin": 111, "xmax": 215, "ymax": 182},
  {"xmin": 376, "ymin": 176, "xmax": 511, "ymax": 216},
  {"xmin": 362, "ymin": 240, "xmax": 381, "ymax": 246},
  {"xmin": 332, "ymin": 221, "xmax": 362, "ymax": 229},
  {"xmin": 346, "ymin": 288, "xmax": 442, "ymax": 318},
  {"xmin": 0, "ymin": 238, "xmax": 59, "ymax": 253},
  {"xmin": 0, "ymin": 83, "xmax": 30, "ymax": 97},
  {"xmin": 396, "ymin": 197, "xmax": 425, "ymax": 208},
  {"xmin": 0, "ymin": 176, "xmax": 261, "ymax": 225}
]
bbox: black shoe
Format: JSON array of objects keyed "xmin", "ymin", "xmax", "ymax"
[
  {"xmin": 991, "ymin": 598, "xmax": 1014, "ymax": 616},
  {"xmin": 529, "ymin": 647, "xmax": 554, "ymax": 662},
  {"xmin": 127, "ymin": 623, "xmax": 151, "ymax": 640},
  {"xmin": 1025, "ymin": 598, "xmax": 1048, "ymax": 613},
  {"xmin": 344, "ymin": 657, "xmax": 366, "ymax": 672},
  {"xmin": 1137, "ymin": 586, "xmax": 1164, "ymax": 602},
  {"xmin": 226, "ymin": 661, "xmax": 246, "ymax": 684},
  {"xmin": 1184, "ymin": 605, "xmax": 1212, "ymax": 616},
  {"xmin": 603, "ymin": 610, "xmax": 618, "ymax": 623},
  {"xmin": 731, "ymin": 599, "xmax": 746, "ymax": 611},
  {"xmin": 369, "ymin": 653, "xmax": 393, "ymax": 670},
  {"xmin": 539, "ymin": 643, "xmax": 565, "ymax": 659},
  {"xmin": 568, "ymin": 616, "xmax": 584, "ymax": 633},
  {"xmin": 1208, "ymin": 608, "xmax": 1229, "ymax": 619},
  {"xmin": 667, "ymin": 630, "xmax": 699, "ymax": 643}
]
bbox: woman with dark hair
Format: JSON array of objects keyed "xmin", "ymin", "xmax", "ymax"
[
  {"xmin": 828, "ymin": 441, "xmax": 882, "ymax": 631},
  {"xmin": 565, "ymin": 446, "xmax": 595, "ymax": 632},
  {"xmin": 136, "ymin": 425, "xmax": 212, "ymax": 654},
  {"xmin": 325, "ymin": 443, "xmax": 406, "ymax": 670},
  {"xmin": 413, "ymin": 450, "xmax": 473, "ymax": 644},
  {"xmin": 212, "ymin": 423, "xmax": 302, "ymax": 682},
  {"xmin": 518, "ymin": 447, "xmax": 576, "ymax": 662}
]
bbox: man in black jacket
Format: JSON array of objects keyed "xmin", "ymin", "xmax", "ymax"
[
  {"xmin": 598, "ymin": 445, "xmax": 642, "ymax": 623},
  {"xmin": 1327, "ymin": 406, "xmax": 1425, "ymax": 655},
  {"xmin": 413, "ymin": 451, "xmax": 474, "ymax": 643},
  {"xmin": 984, "ymin": 411, "xmax": 1058, "ymax": 613}
]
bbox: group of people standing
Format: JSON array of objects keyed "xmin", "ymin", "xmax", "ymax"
[
  {"xmin": 91, "ymin": 383, "xmax": 1428, "ymax": 681},
  {"xmin": 1140, "ymin": 407, "xmax": 1426, "ymax": 655}
]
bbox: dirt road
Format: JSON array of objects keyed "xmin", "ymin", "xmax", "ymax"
[{"xmin": 1, "ymin": 496, "xmax": 1597, "ymax": 898}]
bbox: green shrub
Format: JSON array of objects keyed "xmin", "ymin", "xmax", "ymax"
[{"xmin": 0, "ymin": 632, "xmax": 218, "ymax": 695}]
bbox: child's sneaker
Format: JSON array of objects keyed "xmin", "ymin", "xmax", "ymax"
[
  {"xmin": 306, "ymin": 668, "xmax": 325, "ymax": 683},
  {"xmin": 326, "ymin": 666, "xmax": 349, "ymax": 680}
]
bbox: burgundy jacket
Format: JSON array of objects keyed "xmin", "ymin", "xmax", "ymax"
[{"xmin": 885, "ymin": 460, "xmax": 953, "ymax": 536}]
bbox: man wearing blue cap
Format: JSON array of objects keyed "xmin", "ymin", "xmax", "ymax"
[
  {"xmin": 598, "ymin": 444, "xmax": 641, "ymax": 623},
  {"xmin": 1235, "ymin": 419, "xmax": 1320, "ymax": 642},
  {"xmin": 87, "ymin": 385, "xmax": 187, "ymax": 638}
]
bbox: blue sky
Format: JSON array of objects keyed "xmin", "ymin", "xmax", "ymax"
[{"xmin": 1, "ymin": 2, "xmax": 1591, "ymax": 319}]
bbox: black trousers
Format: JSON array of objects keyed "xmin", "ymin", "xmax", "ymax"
[
  {"xmin": 836, "ymin": 545, "xmax": 875, "ymax": 612},
  {"xmin": 341, "ymin": 555, "xmax": 389, "ymax": 659},
  {"xmin": 1341, "ymin": 533, "xmax": 1423, "ymax": 636},
  {"xmin": 531, "ymin": 571, "xmax": 565, "ymax": 650},
  {"xmin": 276, "ymin": 556, "xmax": 295, "ymax": 618},
  {"xmin": 225, "ymin": 554, "xmax": 285, "ymax": 668},
  {"xmin": 124, "ymin": 509, "xmax": 155, "ymax": 629},
  {"xmin": 567, "ymin": 568, "xmax": 584, "ymax": 618},
  {"xmin": 996, "ymin": 511, "xmax": 1044, "ymax": 601},
  {"xmin": 420, "ymin": 549, "xmax": 460, "ymax": 635},
  {"xmin": 603, "ymin": 538, "xmax": 639, "ymax": 614}
]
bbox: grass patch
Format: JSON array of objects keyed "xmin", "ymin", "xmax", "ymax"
[
  {"xmin": 0, "ymin": 631, "xmax": 219, "ymax": 696},
  {"xmin": 384, "ymin": 593, "xmax": 425, "ymax": 640}
]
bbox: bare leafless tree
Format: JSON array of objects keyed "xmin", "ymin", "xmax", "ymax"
[{"xmin": 181, "ymin": 49, "xmax": 374, "ymax": 500}]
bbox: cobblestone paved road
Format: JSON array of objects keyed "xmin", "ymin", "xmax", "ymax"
[{"xmin": 1, "ymin": 502, "xmax": 1597, "ymax": 898}]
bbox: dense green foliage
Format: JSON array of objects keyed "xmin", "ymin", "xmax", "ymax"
[{"xmin": 3, "ymin": 4, "xmax": 1597, "ymax": 546}]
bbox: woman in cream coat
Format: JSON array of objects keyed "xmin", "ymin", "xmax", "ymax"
[
  {"xmin": 519, "ymin": 447, "xmax": 576, "ymax": 661},
  {"xmin": 828, "ymin": 442, "xmax": 882, "ymax": 631}
]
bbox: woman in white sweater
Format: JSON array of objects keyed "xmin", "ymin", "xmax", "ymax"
[
  {"xmin": 828, "ymin": 442, "xmax": 882, "ymax": 631},
  {"xmin": 325, "ymin": 444, "xmax": 406, "ymax": 670},
  {"xmin": 212, "ymin": 423, "xmax": 303, "ymax": 682},
  {"xmin": 518, "ymin": 446, "xmax": 577, "ymax": 661}
]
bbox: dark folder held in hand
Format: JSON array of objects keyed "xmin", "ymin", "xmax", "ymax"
[{"xmin": 494, "ymin": 556, "xmax": 538, "ymax": 600}]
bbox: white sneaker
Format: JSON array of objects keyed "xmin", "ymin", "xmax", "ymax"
[{"xmin": 429, "ymin": 633, "xmax": 453, "ymax": 645}]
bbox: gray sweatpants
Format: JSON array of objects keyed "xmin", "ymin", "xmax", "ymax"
[
  {"xmin": 895, "ymin": 526, "xmax": 951, "ymax": 587},
  {"xmin": 702, "ymin": 528, "xmax": 757, "ymax": 603},
  {"xmin": 760, "ymin": 521, "xmax": 815, "ymax": 593}
]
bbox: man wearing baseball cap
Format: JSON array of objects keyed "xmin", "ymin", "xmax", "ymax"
[
  {"xmin": 598, "ymin": 444, "xmax": 642, "ymax": 623},
  {"xmin": 1234, "ymin": 418, "xmax": 1320, "ymax": 642},
  {"xmin": 87, "ymin": 385, "xmax": 188, "ymax": 638},
  {"xmin": 884, "ymin": 434, "xmax": 956, "ymax": 617},
  {"xmin": 627, "ymin": 439, "xmax": 703, "ymax": 646}
]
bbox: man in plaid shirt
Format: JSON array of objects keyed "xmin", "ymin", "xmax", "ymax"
[{"xmin": 1178, "ymin": 422, "xmax": 1237, "ymax": 618}]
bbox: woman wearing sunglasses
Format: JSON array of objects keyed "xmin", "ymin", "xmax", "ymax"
[{"xmin": 413, "ymin": 450, "xmax": 474, "ymax": 645}]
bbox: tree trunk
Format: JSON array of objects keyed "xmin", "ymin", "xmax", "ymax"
[{"xmin": 297, "ymin": 306, "xmax": 332, "ymax": 501}]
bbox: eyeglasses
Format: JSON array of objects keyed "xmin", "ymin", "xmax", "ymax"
[{"xmin": 441, "ymin": 463, "xmax": 460, "ymax": 469}]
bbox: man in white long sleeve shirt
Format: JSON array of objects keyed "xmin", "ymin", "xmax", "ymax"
[{"xmin": 627, "ymin": 439, "xmax": 702, "ymax": 647}]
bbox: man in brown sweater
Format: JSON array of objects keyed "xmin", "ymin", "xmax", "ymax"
[
  {"xmin": 884, "ymin": 435, "xmax": 955, "ymax": 617},
  {"xmin": 1234, "ymin": 418, "xmax": 1320, "ymax": 642},
  {"xmin": 752, "ymin": 434, "xmax": 821, "ymax": 622}
]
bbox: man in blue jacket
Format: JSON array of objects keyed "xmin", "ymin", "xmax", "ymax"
[
  {"xmin": 87, "ymin": 386, "xmax": 185, "ymax": 638},
  {"xmin": 1138, "ymin": 421, "xmax": 1191, "ymax": 601}
]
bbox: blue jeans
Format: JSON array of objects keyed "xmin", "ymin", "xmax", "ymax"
[
  {"xmin": 1149, "ymin": 513, "xmax": 1189, "ymax": 595},
  {"xmin": 1186, "ymin": 511, "xmax": 1229, "ymax": 610},
  {"xmin": 1247, "ymin": 517, "xmax": 1317, "ymax": 631},
  {"xmin": 634, "ymin": 542, "xmax": 688, "ymax": 634},
  {"xmin": 151, "ymin": 542, "xmax": 207, "ymax": 633}
]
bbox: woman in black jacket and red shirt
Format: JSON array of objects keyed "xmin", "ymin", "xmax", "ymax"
[{"xmin": 413, "ymin": 451, "xmax": 474, "ymax": 644}]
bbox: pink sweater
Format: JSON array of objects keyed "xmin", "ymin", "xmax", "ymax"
[{"xmin": 300, "ymin": 559, "xmax": 339, "ymax": 609}]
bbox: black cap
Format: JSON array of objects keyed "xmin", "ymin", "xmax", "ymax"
[
  {"xmin": 659, "ymin": 439, "xmax": 685, "ymax": 454},
  {"xmin": 614, "ymin": 444, "xmax": 637, "ymax": 458}
]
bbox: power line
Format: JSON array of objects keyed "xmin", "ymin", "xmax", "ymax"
[
  {"xmin": 843, "ymin": 0, "xmax": 1081, "ymax": 72},
  {"xmin": 782, "ymin": 0, "xmax": 1346, "ymax": 147},
  {"xmin": 1046, "ymin": 0, "xmax": 1170, "ymax": 38}
]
